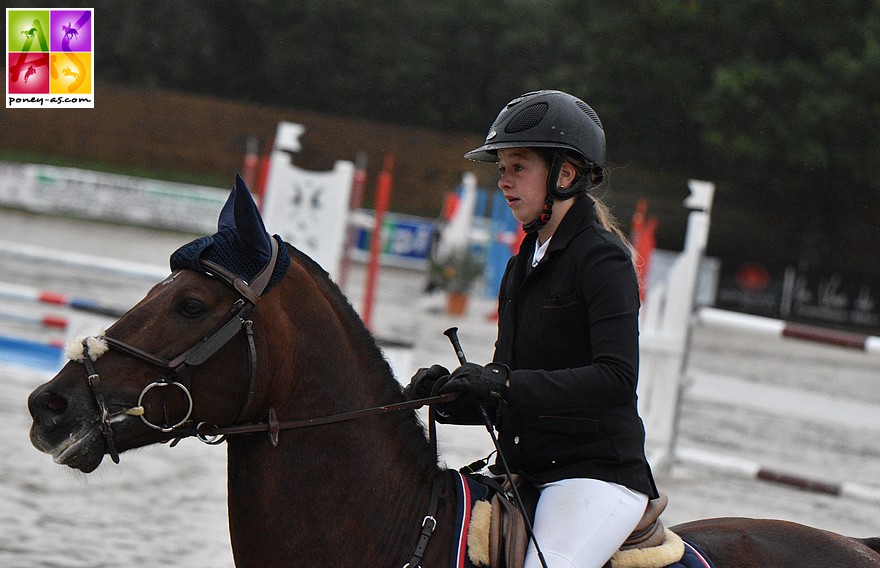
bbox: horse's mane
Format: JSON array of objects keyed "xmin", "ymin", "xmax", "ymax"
[
  {"xmin": 283, "ymin": 244, "xmax": 439, "ymax": 475},
  {"xmin": 285, "ymin": 245, "xmax": 397, "ymax": 391}
]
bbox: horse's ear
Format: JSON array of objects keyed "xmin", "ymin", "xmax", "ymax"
[
  {"xmin": 217, "ymin": 179, "xmax": 238, "ymax": 232},
  {"xmin": 218, "ymin": 174, "xmax": 272, "ymax": 265}
]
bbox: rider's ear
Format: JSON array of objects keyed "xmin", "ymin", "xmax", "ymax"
[{"xmin": 556, "ymin": 161, "xmax": 577, "ymax": 189}]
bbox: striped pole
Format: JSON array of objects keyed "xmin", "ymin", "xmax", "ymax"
[
  {"xmin": 0, "ymin": 240, "xmax": 168, "ymax": 282},
  {"xmin": 0, "ymin": 281, "xmax": 126, "ymax": 318},
  {"xmin": 696, "ymin": 307, "xmax": 880, "ymax": 355},
  {"xmin": 677, "ymin": 446, "xmax": 880, "ymax": 504},
  {"xmin": 0, "ymin": 335, "xmax": 63, "ymax": 372},
  {"xmin": 0, "ymin": 310, "xmax": 68, "ymax": 329}
]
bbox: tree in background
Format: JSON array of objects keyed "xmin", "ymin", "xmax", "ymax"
[{"xmin": 5, "ymin": 0, "xmax": 879, "ymax": 272}]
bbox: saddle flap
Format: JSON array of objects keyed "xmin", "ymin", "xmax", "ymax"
[
  {"xmin": 489, "ymin": 487, "xmax": 528, "ymax": 567},
  {"xmin": 468, "ymin": 473, "xmax": 535, "ymax": 568},
  {"xmin": 621, "ymin": 493, "xmax": 669, "ymax": 550},
  {"xmin": 636, "ymin": 493, "xmax": 668, "ymax": 534}
]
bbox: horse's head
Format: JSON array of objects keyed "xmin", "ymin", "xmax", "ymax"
[{"xmin": 28, "ymin": 175, "xmax": 295, "ymax": 472}]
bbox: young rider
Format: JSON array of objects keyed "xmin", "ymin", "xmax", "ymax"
[{"xmin": 407, "ymin": 90, "xmax": 659, "ymax": 568}]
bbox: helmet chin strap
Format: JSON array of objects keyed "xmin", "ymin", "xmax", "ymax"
[
  {"xmin": 522, "ymin": 194, "xmax": 554, "ymax": 234},
  {"xmin": 522, "ymin": 150, "xmax": 566, "ymax": 234}
]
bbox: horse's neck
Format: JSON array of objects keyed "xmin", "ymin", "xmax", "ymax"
[
  {"xmin": 225, "ymin": 421, "xmax": 454, "ymax": 566},
  {"xmin": 223, "ymin": 266, "xmax": 456, "ymax": 564},
  {"xmin": 224, "ymin": 345, "xmax": 452, "ymax": 565}
]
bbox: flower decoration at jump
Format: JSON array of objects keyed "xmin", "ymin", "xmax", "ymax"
[{"xmin": 430, "ymin": 247, "xmax": 484, "ymax": 294}]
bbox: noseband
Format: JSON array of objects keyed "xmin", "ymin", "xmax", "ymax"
[{"xmin": 79, "ymin": 239, "xmax": 280, "ymax": 462}]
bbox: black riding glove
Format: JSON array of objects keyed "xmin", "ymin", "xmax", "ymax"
[
  {"xmin": 403, "ymin": 364, "xmax": 450, "ymax": 400},
  {"xmin": 439, "ymin": 362, "xmax": 509, "ymax": 405}
]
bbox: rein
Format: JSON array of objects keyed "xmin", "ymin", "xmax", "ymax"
[{"xmin": 188, "ymin": 392, "xmax": 458, "ymax": 445}]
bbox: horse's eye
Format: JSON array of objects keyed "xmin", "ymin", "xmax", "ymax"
[{"xmin": 177, "ymin": 298, "xmax": 208, "ymax": 318}]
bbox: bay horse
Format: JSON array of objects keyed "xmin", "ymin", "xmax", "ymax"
[{"xmin": 27, "ymin": 176, "xmax": 880, "ymax": 567}]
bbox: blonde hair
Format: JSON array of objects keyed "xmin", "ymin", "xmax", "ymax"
[
  {"xmin": 590, "ymin": 192, "xmax": 637, "ymax": 261},
  {"xmin": 556, "ymin": 150, "xmax": 637, "ymax": 262}
]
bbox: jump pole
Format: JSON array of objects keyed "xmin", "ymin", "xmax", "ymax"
[
  {"xmin": 696, "ymin": 307, "xmax": 880, "ymax": 355},
  {"xmin": 0, "ymin": 281, "xmax": 126, "ymax": 318},
  {"xmin": 676, "ymin": 446, "xmax": 880, "ymax": 504},
  {"xmin": 0, "ymin": 240, "xmax": 167, "ymax": 282},
  {"xmin": 361, "ymin": 154, "xmax": 394, "ymax": 330},
  {"xmin": 0, "ymin": 310, "xmax": 68, "ymax": 330},
  {"xmin": 0, "ymin": 334, "xmax": 65, "ymax": 372}
]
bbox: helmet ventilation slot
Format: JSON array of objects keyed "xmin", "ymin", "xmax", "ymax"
[{"xmin": 505, "ymin": 103, "xmax": 548, "ymax": 133}]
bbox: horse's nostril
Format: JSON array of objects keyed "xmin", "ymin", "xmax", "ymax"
[
  {"xmin": 29, "ymin": 388, "xmax": 69, "ymax": 423},
  {"xmin": 39, "ymin": 391, "xmax": 68, "ymax": 414}
]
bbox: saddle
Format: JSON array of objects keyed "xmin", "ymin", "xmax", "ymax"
[{"xmin": 467, "ymin": 474, "xmax": 678, "ymax": 568}]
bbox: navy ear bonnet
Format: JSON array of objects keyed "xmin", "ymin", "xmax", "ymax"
[
  {"xmin": 170, "ymin": 230, "xmax": 290, "ymax": 292},
  {"xmin": 170, "ymin": 174, "xmax": 290, "ymax": 293}
]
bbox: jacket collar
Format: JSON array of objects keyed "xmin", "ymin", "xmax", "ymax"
[
  {"xmin": 544, "ymin": 195, "xmax": 597, "ymax": 255},
  {"xmin": 515, "ymin": 195, "xmax": 597, "ymax": 273}
]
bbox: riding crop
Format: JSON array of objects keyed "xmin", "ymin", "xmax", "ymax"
[{"xmin": 443, "ymin": 327, "xmax": 548, "ymax": 568}]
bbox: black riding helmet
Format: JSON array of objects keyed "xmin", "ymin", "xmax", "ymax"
[{"xmin": 465, "ymin": 90, "xmax": 606, "ymax": 201}]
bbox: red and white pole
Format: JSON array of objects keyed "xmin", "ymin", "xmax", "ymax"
[{"xmin": 697, "ymin": 306, "xmax": 880, "ymax": 354}]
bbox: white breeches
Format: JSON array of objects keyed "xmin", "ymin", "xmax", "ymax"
[{"xmin": 523, "ymin": 478, "xmax": 649, "ymax": 568}]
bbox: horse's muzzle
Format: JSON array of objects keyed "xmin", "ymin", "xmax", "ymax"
[{"xmin": 28, "ymin": 380, "xmax": 108, "ymax": 472}]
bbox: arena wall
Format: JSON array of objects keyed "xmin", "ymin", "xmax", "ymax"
[{"xmin": 1, "ymin": 82, "xmax": 484, "ymax": 216}]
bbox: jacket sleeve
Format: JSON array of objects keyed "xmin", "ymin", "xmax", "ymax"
[
  {"xmin": 436, "ymin": 259, "xmax": 513, "ymax": 425},
  {"xmin": 505, "ymin": 240, "xmax": 641, "ymax": 412}
]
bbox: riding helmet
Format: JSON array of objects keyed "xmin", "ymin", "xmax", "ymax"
[{"xmin": 465, "ymin": 90, "xmax": 606, "ymax": 199}]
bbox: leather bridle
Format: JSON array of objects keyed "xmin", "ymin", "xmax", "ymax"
[
  {"xmin": 79, "ymin": 238, "xmax": 280, "ymax": 462},
  {"xmin": 75, "ymin": 235, "xmax": 455, "ymax": 564},
  {"xmin": 77, "ymin": 237, "xmax": 456, "ymax": 452}
]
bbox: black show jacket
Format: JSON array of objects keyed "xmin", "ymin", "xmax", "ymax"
[{"xmin": 489, "ymin": 195, "xmax": 658, "ymax": 498}]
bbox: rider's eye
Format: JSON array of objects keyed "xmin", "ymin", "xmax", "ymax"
[{"xmin": 177, "ymin": 298, "xmax": 207, "ymax": 318}]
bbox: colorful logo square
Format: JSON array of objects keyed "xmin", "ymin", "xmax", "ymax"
[
  {"xmin": 8, "ymin": 51, "xmax": 49, "ymax": 94},
  {"xmin": 6, "ymin": 7, "xmax": 94, "ymax": 108},
  {"xmin": 50, "ymin": 10, "xmax": 93, "ymax": 52},
  {"xmin": 7, "ymin": 9, "xmax": 49, "ymax": 53},
  {"xmin": 50, "ymin": 52, "xmax": 92, "ymax": 94}
]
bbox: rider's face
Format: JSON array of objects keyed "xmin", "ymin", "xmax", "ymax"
[{"xmin": 496, "ymin": 148, "xmax": 549, "ymax": 225}]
